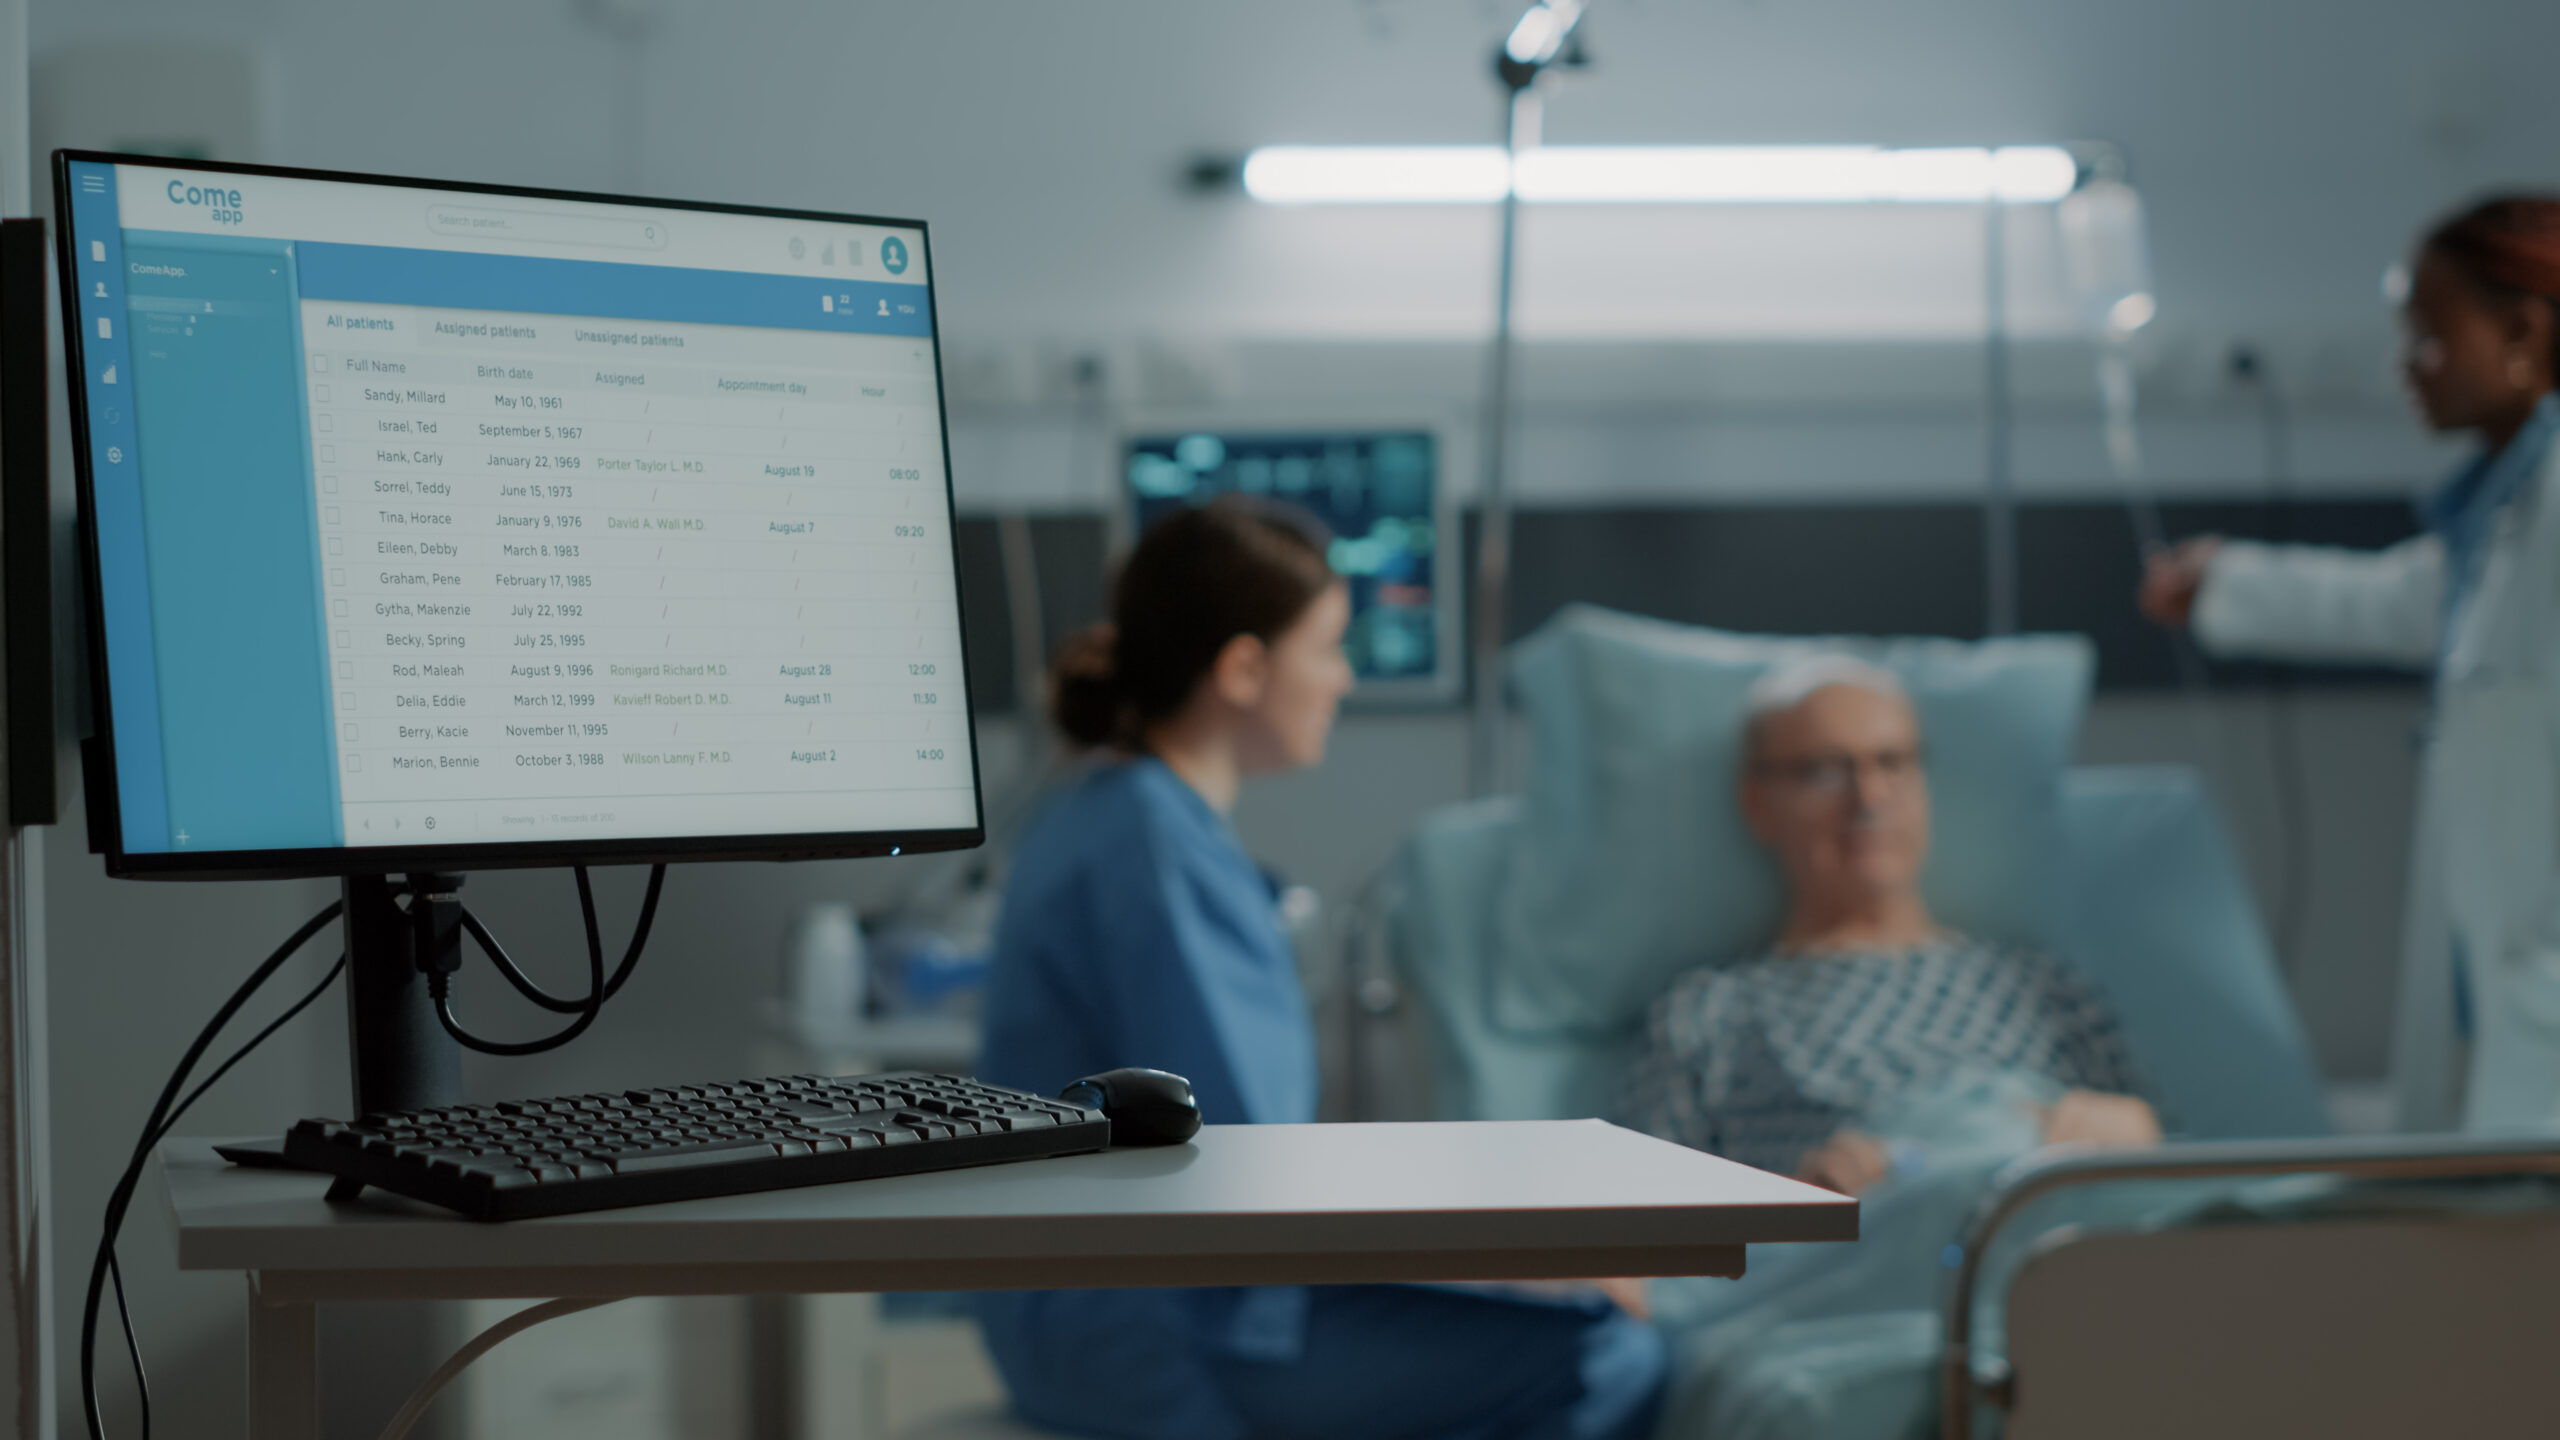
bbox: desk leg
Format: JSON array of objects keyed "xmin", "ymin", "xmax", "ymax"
[{"xmin": 245, "ymin": 1273, "xmax": 319, "ymax": 1440}]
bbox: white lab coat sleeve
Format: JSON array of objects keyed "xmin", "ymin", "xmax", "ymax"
[{"xmin": 2189, "ymin": 535, "xmax": 2444, "ymax": 668}]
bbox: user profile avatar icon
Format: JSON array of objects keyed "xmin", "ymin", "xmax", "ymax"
[{"xmin": 880, "ymin": 236, "xmax": 908, "ymax": 275}]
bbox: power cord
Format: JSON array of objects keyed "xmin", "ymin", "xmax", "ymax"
[
  {"xmin": 82, "ymin": 898, "xmax": 345, "ymax": 1440},
  {"xmin": 99, "ymin": 948, "xmax": 353, "ymax": 1440},
  {"xmin": 84, "ymin": 864, "xmax": 665, "ymax": 1439},
  {"xmin": 103, "ymin": 1257, "xmax": 143, "ymax": 1440},
  {"xmin": 374, "ymin": 1295, "xmax": 620, "ymax": 1440}
]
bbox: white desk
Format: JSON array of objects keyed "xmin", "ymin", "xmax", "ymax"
[{"xmin": 163, "ymin": 1120, "xmax": 1856, "ymax": 1438}]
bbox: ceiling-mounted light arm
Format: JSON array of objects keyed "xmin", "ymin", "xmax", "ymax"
[
  {"xmin": 1497, "ymin": 0, "xmax": 1590, "ymax": 91},
  {"xmin": 1471, "ymin": 1, "xmax": 1593, "ymax": 797}
]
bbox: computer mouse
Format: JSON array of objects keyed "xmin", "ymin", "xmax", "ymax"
[{"xmin": 1060, "ymin": 1067, "xmax": 1202, "ymax": 1147}]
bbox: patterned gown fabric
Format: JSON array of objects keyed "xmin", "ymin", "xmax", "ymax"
[{"xmin": 1617, "ymin": 935, "xmax": 2144, "ymax": 1176}]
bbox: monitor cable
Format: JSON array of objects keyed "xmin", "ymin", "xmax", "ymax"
[
  {"xmin": 82, "ymin": 864, "xmax": 664, "ymax": 1439},
  {"xmin": 101, "ymin": 941, "xmax": 352, "ymax": 1440},
  {"xmin": 82, "ymin": 898, "xmax": 346, "ymax": 1440},
  {"xmin": 375, "ymin": 1295, "xmax": 620, "ymax": 1440},
  {"xmin": 430, "ymin": 864, "xmax": 666, "ymax": 1055}
]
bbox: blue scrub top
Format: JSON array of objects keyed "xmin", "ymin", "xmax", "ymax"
[
  {"xmin": 977, "ymin": 755, "xmax": 1316, "ymax": 1122},
  {"xmin": 975, "ymin": 757, "xmax": 1319, "ymax": 1439}
]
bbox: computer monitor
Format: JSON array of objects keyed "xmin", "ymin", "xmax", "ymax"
[
  {"xmin": 1123, "ymin": 426, "xmax": 1458, "ymax": 704},
  {"xmin": 53, "ymin": 153, "xmax": 984, "ymax": 883}
]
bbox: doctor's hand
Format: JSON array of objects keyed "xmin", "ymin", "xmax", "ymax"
[
  {"xmin": 1794, "ymin": 1130, "xmax": 1892, "ymax": 1197},
  {"xmin": 2138, "ymin": 536, "xmax": 2224, "ymax": 629},
  {"xmin": 2039, "ymin": 1090, "xmax": 2162, "ymax": 1150}
]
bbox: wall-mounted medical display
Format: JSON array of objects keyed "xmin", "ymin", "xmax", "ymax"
[{"xmin": 1125, "ymin": 428, "xmax": 1456, "ymax": 702}]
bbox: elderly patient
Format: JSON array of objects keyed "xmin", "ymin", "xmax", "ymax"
[{"xmin": 1618, "ymin": 657, "xmax": 2159, "ymax": 1195}]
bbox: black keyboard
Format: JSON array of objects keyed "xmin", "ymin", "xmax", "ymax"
[{"xmin": 283, "ymin": 1071, "xmax": 1111, "ymax": 1221}]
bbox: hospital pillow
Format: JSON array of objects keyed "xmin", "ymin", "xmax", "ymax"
[{"xmin": 1491, "ymin": 606, "xmax": 2095, "ymax": 1037}]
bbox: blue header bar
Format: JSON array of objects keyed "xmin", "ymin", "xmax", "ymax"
[{"xmin": 293, "ymin": 242, "xmax": 932, "ymax": 337}]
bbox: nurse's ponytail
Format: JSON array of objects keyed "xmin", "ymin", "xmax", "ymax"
[{"xmin": 1048, "ymin": 498, "xmax": 1336, "ymax": 749}]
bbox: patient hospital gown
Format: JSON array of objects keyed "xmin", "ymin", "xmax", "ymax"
[
  {"xmin": 1616, "ymin": 936, "xmax": 2144, "ymax": 1176},
  {"xmin": 976, "ymin": 755, "xmax": 1663, "ymax": 1440}
]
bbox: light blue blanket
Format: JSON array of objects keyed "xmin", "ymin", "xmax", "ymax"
[{"xmin": 1646, "ymin": 1072, "xmax": 2214, "ymax": 1440}]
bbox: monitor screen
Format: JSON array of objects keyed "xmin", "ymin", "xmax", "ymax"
[
  {"xmin": 1124, "ymin": 429, "xmax": 1451, "ymax": 698},
  {"xmin": 55, "ymin": 154, "xmax": 982, "ymax": 877}
]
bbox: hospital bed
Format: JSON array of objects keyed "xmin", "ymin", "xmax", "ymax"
[{"xmin": 1384, "ymin": 606, "xmax": 2560, "ymax": 1438}]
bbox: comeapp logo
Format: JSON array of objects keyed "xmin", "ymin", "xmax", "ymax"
[{"xmin": 165, "ymin": 178, "xmax": 245, "ymax": 227}]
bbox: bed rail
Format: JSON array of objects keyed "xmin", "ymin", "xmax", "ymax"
[{"xmin": 1939, "ymin": 1132, "xmax": 2560, "ymax": 1440}]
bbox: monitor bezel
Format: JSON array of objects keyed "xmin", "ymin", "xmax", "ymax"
[
  {"xmin": 1114, "ymin": 411, "xmax": 1466, "ymax": 709},
  {"xmin": 52, "ymin": 149, "xmax": 987, "ymax": 881}
]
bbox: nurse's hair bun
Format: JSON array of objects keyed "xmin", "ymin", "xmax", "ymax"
[
  {"xmin": 1046, "ymin": 498, "xmax": 1336, "ymax": 750},
  {"xmin": 1050, "ymin": 622, "xmax": 1127, "ymax": 748}
]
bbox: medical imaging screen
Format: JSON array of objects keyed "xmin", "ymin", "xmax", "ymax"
[{"xmin": 61, "ymin": 159, "xmax": 978, "ymax": 858}]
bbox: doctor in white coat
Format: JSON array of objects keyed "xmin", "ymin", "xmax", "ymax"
[{"xmin": 2142, "ymin": 194, "xmax": 2560, "ymax": 1132}]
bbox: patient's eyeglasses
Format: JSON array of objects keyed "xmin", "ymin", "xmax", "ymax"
[{"xmin": 1752, "ymin": 746, "xmax": 1924, "ymax": 799}]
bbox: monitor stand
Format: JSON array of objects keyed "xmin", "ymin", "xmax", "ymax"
[{"xmin": 340, "ymin": 873, "xmax": 464, "ymax": 1117}]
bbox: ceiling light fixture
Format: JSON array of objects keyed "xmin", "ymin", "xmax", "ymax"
[{"xmin": 1239, "ymin": 144, "xmax": 2080, "ymax": 206}]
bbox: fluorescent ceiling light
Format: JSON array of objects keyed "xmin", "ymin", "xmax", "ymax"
[
  {"xmin": 1241, "ymin": 145, "xmax": 2080, "ymax": 206},
  {"xmin": 1243, "ymin": 146, "xmax": 1512, "ymax": 205}
]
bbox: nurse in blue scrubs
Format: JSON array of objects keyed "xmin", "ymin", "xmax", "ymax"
[{"xmin": 976, "ymin": 498, "xmax": 1665, "ymax": 1440}]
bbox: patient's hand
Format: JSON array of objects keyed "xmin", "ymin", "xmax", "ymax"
[
  {"xmin": 2039, "ymin": 1090, "xmax": 2162, "ymax": 1149},
  {"xmin": 1591, "ymin": 1277, "xmax": 1651, "ymax": 1320},
  {"xmin": 2138, "ymin": 535, "xmax": 2223, "ymax": 629},
  {"xmin": 1795, "ymin": 1130, "xmax": 1892, "ymax": 1196},
  {"xmin": 1459, "ymin": 1277, "xmax": 1652, "ymax": 1318}
]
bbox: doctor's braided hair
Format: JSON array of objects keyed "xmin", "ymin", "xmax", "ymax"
[
  {"xmin": 1050, "ymin": 497, "xmax": 1338, "ymax": 749},
  {"xmin": 2423, "ymin": 193, "xmax": 2560, "ymax": 371}
]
